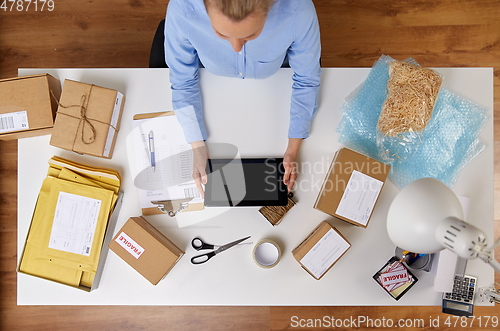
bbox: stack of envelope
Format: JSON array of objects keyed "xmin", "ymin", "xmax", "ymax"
[{"xmin": 19, "ymin": 156, "xmax": 121, "ymax": 289}]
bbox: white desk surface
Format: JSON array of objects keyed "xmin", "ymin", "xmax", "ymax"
[{"xmin": 17, "ymin": 68, "xmax": 494, "ymax": 306}]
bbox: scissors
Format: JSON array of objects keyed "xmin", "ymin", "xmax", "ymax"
[{"xmin": 191, "ymin": 236, "xmax": 251, "ymax": 264}]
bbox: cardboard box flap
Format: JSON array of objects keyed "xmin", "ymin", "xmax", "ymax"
[
  {"xmin": 132, "ymin": 217, "xmax": 184, "ymax": 255},
  {"xmin": 0, "ymin": 73, "xmax": 49, "ymax": 83},
  {"xmin": 0, "ymin": 127, "xmax": 53, "ymax": 140}
]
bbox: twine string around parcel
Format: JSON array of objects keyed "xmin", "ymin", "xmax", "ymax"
[{"xmin": 50, "ymin": 86, "xmax": 118, "ymax": 148}]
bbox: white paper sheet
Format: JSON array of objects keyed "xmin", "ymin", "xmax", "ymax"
[
  {"xmin": 131, "ymin": 113, "xmax": 203, "ymax": 209},
  {"xmin": 335, "ymin": 170, "xmax": 383, "ymax": 226},
  {"xmin": 48, "ymin": 191, "xmax": 102, "ymax": 256}
]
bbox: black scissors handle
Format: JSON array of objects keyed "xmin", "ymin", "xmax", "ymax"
[
  {"xmin": 191, "ymin": 251, "xmax": 216, "ymax": 264},
  {"xmin": 191, "ymin": 237, "xmax": 215, "ymax": 251}
]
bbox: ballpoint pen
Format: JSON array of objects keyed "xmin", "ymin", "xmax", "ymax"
[{"xmin": 148, "ymin": 130, "xmax": 155, "ymax": 171}]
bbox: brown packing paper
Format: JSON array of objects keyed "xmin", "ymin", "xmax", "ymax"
[
  {"xmin": 313, "ymin": 148, "xmax": 390, "ymax": 227},
  {"xmin": 108, "ymin": 216, "xmax": 184, "ymax": 285},
  {"xmin": 0, "ymin": 74, "xmax": 61, "ymax": 140},
  {"xmin": 50, "ymin": 79, "xmax": 124, "ymax": 158}
]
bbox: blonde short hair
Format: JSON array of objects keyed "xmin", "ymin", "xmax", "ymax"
[{"xmin": 204, "ymin": 0, "xmax": 274, "ymax": 22}]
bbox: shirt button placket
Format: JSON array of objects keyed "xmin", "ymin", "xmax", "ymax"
[{"xmin": 237, "ymin": 45, "xmax": 245, "ymax": 78}]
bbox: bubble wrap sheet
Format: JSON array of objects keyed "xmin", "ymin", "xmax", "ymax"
[{"xmin": 336, "ymin": 55, "xmax": 488, "ymax": 189}]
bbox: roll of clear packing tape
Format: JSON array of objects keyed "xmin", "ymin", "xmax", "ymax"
[{"xmin": 253, "ymin": 239, "xmax": 281, "ymax": 269}]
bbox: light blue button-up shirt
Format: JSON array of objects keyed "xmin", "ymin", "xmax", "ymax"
[{"xmin": 164, "ymin": 0, "xmax": 321, "ymax": 143}]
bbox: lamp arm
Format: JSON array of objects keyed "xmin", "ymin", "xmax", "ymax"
[
  {"xmin": 488, "ymin": 259, "xmax": 500, "ymax": 274},
  {"xmin": 478, "ymin": 249, "xmax": 500, "ymax": 274},
  {"xmin": 492, "ymin": 237, "xmax": 500, "ymax": 249}
]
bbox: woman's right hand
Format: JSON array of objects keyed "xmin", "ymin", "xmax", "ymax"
[{"xmin": 191, "ymin": 140, "xmax": 209, "ymax": 198}]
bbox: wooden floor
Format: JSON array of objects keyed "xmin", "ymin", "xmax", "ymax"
[{"xmin": 1, "ymin": 0, "xmax": 499, "ymax": 330}]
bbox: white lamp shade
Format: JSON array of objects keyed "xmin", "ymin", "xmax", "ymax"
[{"xmin": 387, "ymin": 178, "xmax": 464, "ymax": 253}]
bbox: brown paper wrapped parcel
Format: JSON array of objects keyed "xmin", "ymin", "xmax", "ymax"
[{"xmin": 50, "ymin": 79, "xmax": 125, "ymax": 158}]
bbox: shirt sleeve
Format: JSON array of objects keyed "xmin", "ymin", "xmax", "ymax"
[
  {"xmin": 164, "ymin": 0, "xmax": 207, "ymax": 143},
  {"xmin": 287, "ymin": 0, "xmax": 322, "ymax": 139}
]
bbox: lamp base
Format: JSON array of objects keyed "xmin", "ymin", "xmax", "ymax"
[{"xmin": 395, "ymin": 247, "xmax": 434, "ymax": 272}]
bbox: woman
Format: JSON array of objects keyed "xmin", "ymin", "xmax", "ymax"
[{"xmin": 164, "ymin": 0, "xmax": 321, "ymax": 197}]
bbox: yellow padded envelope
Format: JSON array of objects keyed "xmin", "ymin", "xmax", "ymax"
[
  {"xmin": 20, "ymin": 155, "xmax": 121, "ymax": 288},
  {"xmin": 57, "ymin": 167, "xmax": 119, "ymax": 211},
  {"xmin": 19, "ymin": 177, "xmax": 83, "ymax": 287},
  {"xmin": 80, "ymin": 271, "xmax": 95, "ymax": 288},
  {"xmin": 49, "ymin": 155, "xmax": 121, "ymax": 187},
  {"xmin": 58, "ymin": 167, "xmax": 120, "ymax": 194},
  {"xmin": 56, "ymin": 166, "xmax": 117, "ymax": 288},
  {"xmin": 37, "ymin": 178, "xmax": 114, "ymax": 273}
]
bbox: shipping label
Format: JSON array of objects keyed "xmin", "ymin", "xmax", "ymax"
[
  {"xmin": 0, "ymin": 111, "xmax": 29, "ymax": 133},
  {"xmin": 115, "ymin": 231, "xmax": 145, "ymax": 259}
]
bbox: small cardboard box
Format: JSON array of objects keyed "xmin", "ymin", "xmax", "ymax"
[
  {"xmin": 292, "ymin": 221, "xmax": 351, "ymax": 280},
  {"xmin": 50, "ymin": 79, "xmax": 125, "ymax": 158},
  {"xmin": 109, "ymin": 216, "xmax": 184, "ymax": 285},
  {"xmin": 0, "ymin": 74, "xmax": 61, "ymax": 140},
  {"xmin": 314, "ymin": 148, "xmax": 390, "ymax": 227}
]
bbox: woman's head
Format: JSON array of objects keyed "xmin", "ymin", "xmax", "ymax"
[
  {"xmin": 204, "ymin": 0, "xmax": 274, "ymax": 22},
  {"xmin": 204, "ymin": 0, "xmax": 274, "ymax": 52}
]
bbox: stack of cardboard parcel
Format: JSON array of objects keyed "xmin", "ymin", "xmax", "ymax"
[{"xmin": 292, "ymin": 148, "xmax": 391, "ymax": 280}]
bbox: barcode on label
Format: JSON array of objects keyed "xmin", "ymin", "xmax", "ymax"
[
  {"xmin": 0, "ymin": 116, "xmax": 14, "ymax": 130},
  {"xmin": 86, "ymin": 247, "xmax": 90, "ymax": 254},
  {"xmin": 184, "ymin": 187, "xmax": 200, "ymax": 199}
]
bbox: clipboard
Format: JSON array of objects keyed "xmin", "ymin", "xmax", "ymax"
[{"xmin": 132, "ymin": 111, "xmax": 204, "ymax": 216}]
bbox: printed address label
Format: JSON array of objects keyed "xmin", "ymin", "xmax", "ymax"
[{"xmin": 0, "ymin": 111, "xmax": 29, "ymax": 134}]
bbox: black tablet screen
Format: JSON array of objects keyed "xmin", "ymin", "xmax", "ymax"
[{"xmin": 205, "ymin": 158, "xmax": 287, "ymax": 206}]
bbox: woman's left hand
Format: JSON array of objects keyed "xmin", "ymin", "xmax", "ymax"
[{"xmin": 283, "ymin": 138, "xmax": 302, "ymax": 193}]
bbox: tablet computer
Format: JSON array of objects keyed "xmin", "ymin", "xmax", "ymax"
[{"xmin": 204, "ymin": 158, "xmax": 288, "ymax": 207}]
